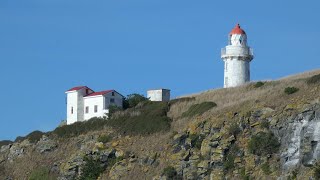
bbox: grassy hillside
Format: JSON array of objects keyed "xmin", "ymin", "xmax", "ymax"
[{"xmin": 1, "ymin": 69, "xmax": 320, "ymax": 180}]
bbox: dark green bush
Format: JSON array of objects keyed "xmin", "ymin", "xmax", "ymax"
[
  {"xmin": 284, "ymin": 87, "xmax": 299, "ymax": 95},
  {"xmin": 162, "ymin": 166, "xmax": 178, "ymax": 179},
  {"xmin": 189, "ymin": 134, "xmax": 204, "ymax": 149},
  {"xmin": 169, "ymin": 97, "xmax": 195, "ymax": 105},
  {"xmin": 261, "ymin": 162, "xmax": 271, "ymax": 175},
  {"xmin": 182, "ymin": 102, "xmax": 217, "ymax": 118},
  {"xmin": 223, "ymin": 144, "xmax": 239, "ymax": 171},
  {"xmin": 26, "ymin": 130, "xmax": 45, "ymax": 143},
  {"xmin": 79, "ymin": 157, "xmax": 104, "ymax": 180},
  {"xmin": 0, "ymin": 140, "xmax": 12, "ymax": 148},
  {"xmin": 123, "ymin": 94, "xmax": 149, "ymax": 109},
  {"xmin": 107, "ymin": 101, "xmax": 171, "ymax": 135},
  {"xmin": 228, "ymin": 123, "xmax": 241, "ymax": 137},
  {"xmin": 52, "ymin": 118, "xmax": 108, "ymax": 138},
  {"xmin": 248, "ymin": 131, "xmax": 280, "ymax": 156},
  {"xmin": 307, "ymin": 74, "xmax": 320, "ymax": 84},
  {"xmin": 260, "ymin": 120, "xmax": 270, "ymax": 129},
  {"xmin": 97, "ymin": 134, "xmax": 112, "ymax": 143},
  {"xmin": 29, "ymin": 167, "xmax": 57, "ymax": 180},
  {"xmin": 108, "ymin": 105, "xmax": 122, "ymax": 118},
  {"xmin": 254, "ymin": 81, "xmax": 265, "ymax": 88}
]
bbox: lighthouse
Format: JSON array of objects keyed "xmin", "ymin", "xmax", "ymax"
[{"xmin": 221, "ymin": 24, "xmax": 254, "ymax": 88}]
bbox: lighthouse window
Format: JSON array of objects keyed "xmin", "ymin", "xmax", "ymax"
[
  {"xmin": 110, "ymin": 98, "xmax": 115, "ymax": 103},
  {"xmin": 71, "ymin": 107, "xmax": 73, "ymax": 114},
  {"xmin": 85, "ymin": 106, "xmax": 89, "ymax": 114}
]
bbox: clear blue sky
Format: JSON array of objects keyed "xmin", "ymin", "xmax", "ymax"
[{"xmin": 0, "ymin": 0, "xmax": 319, "ymax": 140}]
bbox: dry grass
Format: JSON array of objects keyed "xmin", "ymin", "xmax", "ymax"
[{"xmin": 168, "ymin": 69, "xmax": 320, "ymax": 131}]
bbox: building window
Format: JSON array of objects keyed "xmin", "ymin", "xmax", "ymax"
[
  {"xmin": 85, "ymin": 106, "xmax": 89, "ymax": 114},
  {"xmin": 71, "ymin": 107, "xmax": 73, "ymax": 114},
  {"xmin": 86, "ymin": 89, "xmax": 89, "ymax": 94},
  {"xmin": 94, "ymin": 105, "xmax": 98, "ymax": 113},
  {"xmin": 112, "ymin": 92, "xmax": 115, "ymax": 96},
  {"xmin": 110, "ymin": 98, "xmax": 115, "ymax": 103}
]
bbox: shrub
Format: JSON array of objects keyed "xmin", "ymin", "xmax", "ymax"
[
  {"xmin": 52, "ymin": 118, "xmax": 108, "ymax": 138},
  {"xmin": 169, "ymin": 97, "xmax": 195, "ymax": 106},
  {"xmin": 108, "ymin": 105, "xmax": 122, "ymax": 118},
  {"xmin": 307, "ymin": 74, "xmax": 320, "ymax": 84},
  {"xmin": 79, "ymin": 157, "xmax": 104, "ymax": 180},
  {"xmin": 223, "ymin": 144, "xmax": 239, "ymax": 171},
  {"xmin": 29, "ymin": 167, "xmax": 56, "ymax": 180},
  {"xmin": 0, "ymin": 140, "xmax": 12, "ymax": 148},
  {"xmin": 314, "ymin": 162, "xmax": 320, "ymax": 180},
  {"xmin": 107, "ymin": 101, "xmax": 171, "ymax": 135},
  {"xmin": 254, "ymin": 81, "xmax": 265, "ymax": 88},
  {"xmin": 97, "ymin": 134, "xmax": 112, "ymax": 143},
  {"xmin": 182, "ymin": 102, "xmax": 217, "ymax": 118},
  {"xmin": 248, "ymin": 131, "xmax": 280, "ymax": 156},
  {"xmin": 189, "ymin": 134, "xmax": 204, "ymax": 149},
  {"xmin": 261, "ymin": 162, "xmax": 271, "ymax": 175},
  {"xmin": 123, "ymin": 94, "xmax": 149, "ymax": 109},
  {"xmin": 162, "ymin": 166, "xmax": 178, "ymax": 179},
  {"xmin": 260, "ymin": 120, "xmax": 270, "ymax": 129},
  {"xmin": 284, "ymin": 87, "xmax": 299, "ymax": 95},
  {"xmin": 228, "ymin": 123, "xmax": 241, "ymax": 137},
  {"xmin": 26, "ymin": 130, "xmax": 45, "ymax": 143}
]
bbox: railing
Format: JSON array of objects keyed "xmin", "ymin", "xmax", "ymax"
[{"xmin": 221, "ymin": 47, "xmax": 254, "ymax": 57}]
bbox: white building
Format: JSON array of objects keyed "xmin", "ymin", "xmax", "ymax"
[
  {"xmin": 147, "ymin": 89, "xmax": 170, "ymax": 102},
  {"xmin": 65, "ymin": 86, "xmax": 124, "ymax": 125},
  {"xmin": 221, "ymin": 24, "xmax": 254, "ymax": 88}
]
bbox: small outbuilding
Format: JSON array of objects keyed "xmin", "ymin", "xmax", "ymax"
[{"xmin": 147, "ymin": 89, "xmax": 170, "ymax": 102}]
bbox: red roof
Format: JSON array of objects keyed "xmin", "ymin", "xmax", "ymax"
[
  {"xmin": 230, "ymin": 24, "xmax": 246, "ymax": 35},
  {"xmin": 85, "ymin": 90, "xmax": 114, "ymax": 97},
  {"xmin": 66, "ymin": 86, "xmax": 87, "ymax": 92}
]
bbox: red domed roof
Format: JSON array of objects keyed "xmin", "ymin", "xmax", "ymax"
[{"xmin": 230, "ymin": 24, "xmax": 246, "ymax": 35}]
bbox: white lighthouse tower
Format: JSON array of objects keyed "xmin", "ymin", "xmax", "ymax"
[{"xmin": 221, "ymin": 24, "xmax": 254, "ymax": 88}]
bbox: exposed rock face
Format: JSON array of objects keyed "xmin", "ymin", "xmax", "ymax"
[{"xmin": 280, "ymin": 104, "xmax": 320, "ymax": 171}]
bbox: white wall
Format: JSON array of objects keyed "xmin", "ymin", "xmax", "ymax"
[
  {"xmin": 83, "ymin": 91, "xmax": 123, "ymax": 121},
  {"xmin": 147, "ymin": 89, "xmax": 170, "ymax": 102},
  {"xmin": 224, "ymin": 59, "xmax": 250, "ymax": 88},
  {"xmin": 66, "ymin": 87, "xmax": 94, "ymax": 125},
  {"xmin": 83, "ymin": 96, "xmax": 106, "ymax": 120}
]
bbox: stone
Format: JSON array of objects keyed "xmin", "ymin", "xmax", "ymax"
[
  {"xmin": 109, "ymin": 161, "xmax": 129, "ymax": 180},
  {"xmin": 36, "ymin": 136, "xmax": 57, "ymax": 153}
]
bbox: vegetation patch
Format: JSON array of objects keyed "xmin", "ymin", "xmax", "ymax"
[
  {"xmin": 26, "ymin": 130, "xmax": 45, "ymax": 143},
  {"xmin": 261, "ymin": 162, "xmax": 271, "ymax": 175},
  {"xmin": 169, "ymin": 97, "xmax": 196, "ymax": 105},
  {"xmin": 182, "ymin": 102, "xmax": 217, "ymax": 118},
  {"xmin": 52, "ymin": 118, "xmax": 108, "ymax": 138},
  {"xmin": 313, "ymin": 162, "xmax": 320, "ymax": 180},
  {"xmin": 29, "ymin": 167, "xmax": 57, "ymax": 180},
  {"xmin": 223, "ymin": 144, "xmax": 239, "ymax": 171},
  {"xmin": 79, "ymin": 157, "xmax": 105, "ymax": 180},
  {"xmin": 123, "ymin": 94, "xmax": 149, "ymax": 109},
  {"xmin": 97, "ymin": 134, "xmax": 112, "ymax": 143},
  {"xmin": 228, "ymin": 123, "xmax": 241, "ymax": 137},
  {"xmin": 248, "ymin": 131, "xmax": 280, "ymax": 156},
  {"xmin": 189, "ymin": 134, "xmax": 204, "ymax": 149},
  {"xmin": 107, "ymin": 101, "xmax": 171, "ymax": 135},
  {"xmin": 254, "ymin": 81, "xmax": 265, "ymax": 88},
  {"xmin": 307, "ymin": 73, "xmax": 320, "ymax": 84},
  {"xmin": 260, "ymin": 120, "xmax": 270, "ymax": 129},
  {"xmin": 284, "ymin": 87, "xmax": 299, "ymax": 95},
  {"xmin": 162, "ymin": 166, "xmax": 178, "ymax": 179}
]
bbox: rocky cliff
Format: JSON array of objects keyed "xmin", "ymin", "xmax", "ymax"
[{"xmin": 1, "ymin": 70, "xmax": 320, "ymax": 180}]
